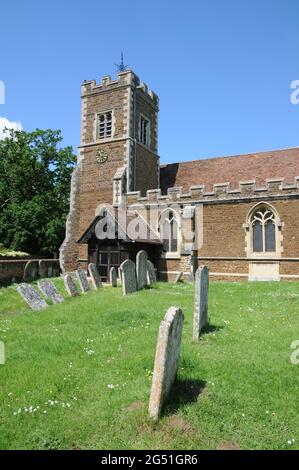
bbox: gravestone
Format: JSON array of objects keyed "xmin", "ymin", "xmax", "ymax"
[
  {"xmin": 147, "ymin": 260, "xmax": 157, "ymax": 285},
  {"xmin": 120, "ymin": 259, "xmax": 137, "ymax": 295},
  {"xmin": 47, "ymin": 265, "xmax": 53, "ymax": 278},
  {"xmin": 23, "ymin": 261, "xmax": 39, "ymax": 282},
  {"xmin": 76, "ymin": 269, "xmax": 90, "ymax": 293},
  {"xmin": 38, "ymin": 280, "xmax": 64, "ymax": 304},
  {"xmin": 88, "ymin": 263, "xmax": 102, "ymax": 290},
  {"xmin": 118, "ymin": 267, "xmax": 122, "ymax": 285},
  {"xmin": 17, "ymin": 283, "xmax": 48, "ymax": 311},
  {"xmin": 174, "ymin": 271, "xmax": 183, "ymax": 284},
  {"xmin": 39, "ymin": 260, "xmax": 48, "ymax": 279},
  {"xmin": 193, "ymin": 266, "xmax": 209, "ymax": 341},
  {"xmin": 149, "ymin": 306, "xmax": 184, "ymax": 421},
  {"xmin": 110, "ymin": 267, "xmax": 117, "ymax": 287},
  {"xmin": 64, "ymin": 274, "xmax": 79, "ymax": 297},
  {"xmin": 136, "ymin": 250, "xmax": 148, "ymax": 290}
]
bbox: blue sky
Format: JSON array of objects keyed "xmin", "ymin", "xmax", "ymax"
[{"xmin": 0, "ymin": 0, "xmax": 299, "ymax": 164}]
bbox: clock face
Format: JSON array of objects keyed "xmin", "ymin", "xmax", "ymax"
[{"xmin": 96, "ymin": 149, "xmax": 109, "ymax": 164}]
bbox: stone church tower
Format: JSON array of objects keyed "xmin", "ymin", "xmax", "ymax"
[{"xmin": 60, "ymin": 70, "xmax": 160, "ymax": 272}]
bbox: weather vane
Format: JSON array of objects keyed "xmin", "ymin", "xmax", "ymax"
[{"xmin": 115, "ymin": 52, "xmax": 128, "ymax": 73}]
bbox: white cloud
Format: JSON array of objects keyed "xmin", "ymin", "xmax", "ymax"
[{"xmin": 0, "ymin": 116, "xmax": 22, "ymax": 140}]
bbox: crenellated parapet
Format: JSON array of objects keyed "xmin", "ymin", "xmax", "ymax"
[
  {"xmin": 81, "ymin": 70, "xmax": 159, "ymax": 107},
  {"xmin": 126, "ymin": 177, "xmax": 299, "ymax": 206}
]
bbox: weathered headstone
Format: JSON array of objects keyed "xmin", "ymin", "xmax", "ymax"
[
  {"xmin": 118, "ymin": 267, "xmax": 122, "ymax": 285},
  {"xmin": 193, "ymin": 266, "xmax": 209, "ymax": 341},
  {"xmin": 76, "ymin": 269, "xmax": 90, "ymax": 293},
  {"xmin": 38, "ymin": 280, "xmax": 64, "ymax": 304},
  {"xmin": 147, "ymin": 260, "xmax": 157, "ymax": 285},
  {"xmin": 110, "ymin": 267, "xmax": 117, "ymax": 287},
  {"xmin": 120, "ymin": 259, "xmax": 137, "ymax": 295},
  {"xmin": 23, "ymin": 261, "xmax": 39, "ymax": 282},
  {"xmin": 17, "ymin": 283, "xmax": 48, "ymax": 311},
  {"xmin": 64, "ymin": 274, "xmax": 79, "ymax": 297},
  {"xmin": 39, "ymin": 260, "xmax": 48, "ymax": 279},
  {"xmin": 136, "ymin": 250, "xmax": 148, "ymax": 290},
  {"xmin": 188, "ymin": 254, "xmax": 196, "ymax": 283},
  {"xmin": 88, "ymin": 263, "xmax": 102, "ymax": 290},
  {"xmin": 149, "ymin": 306, "xmax": 184, "ymax": 421},
  {"xmin": 174, "ymin": 271, "xmax": 183, "ymax": 284}
]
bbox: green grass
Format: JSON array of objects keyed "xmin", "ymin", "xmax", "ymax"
[{"xmin": 0, "ymin": 280, "xmax": 299, "ymax": 450}]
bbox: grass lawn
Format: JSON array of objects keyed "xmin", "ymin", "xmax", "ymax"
[{"xmin": 0, "ymin": 279, "xmax": 299, "ymax": 450}]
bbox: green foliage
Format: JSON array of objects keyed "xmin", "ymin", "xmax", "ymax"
[
  {"xmin": 0, "ymin": 281, "xmax": 299, "ymax": 450},
  {"xmin": 0, "ymin": 243, "xmax": 29, "ymax": 258},
  {"xmin": 0, "ymin": 129, "xmax": 76, "ymax": 256}
]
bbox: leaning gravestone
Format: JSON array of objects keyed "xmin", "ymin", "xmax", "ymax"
[
  {"xmin": 110, "ymin": 267, "xmax": 117, "ymax": 287},
  {"xmin": 149, "ymin": 306, "xmax": 184, "ymax": 421},
  {"xmin": 38, "ymin": 280, "xmax": 64, "ymax": 304},
  {"xmin": 23, "ymin": 261, "xmax": 39, "ymax": 282},
  {"xmin": 120, "ymin": 259, "xmax": 137, "ymax": 295},
  {"xmin": 64, "ymin": 274, "xmax": 79, "ymax": 297},
  {"xmin": 193, "ymin": 266, "xmax": 209, "ymax": 341},
  {"xmin": 88, "ymin": 263, "xmax": 102, "ymax": 290},
  {"xmin": 147, "ymin": 260, "xmax": 157, "ymax": 285},
  {"xmin": 174, "ymin": 271, "xmax": 183, "ymax": 284},
  {"xmin": 136, "ymin": 250, "xmax": 148, "ymax": 290},
  {"xmin": 17, "ymin": 283, "xmax": 48, "ymax": 311},
  {"xmin": 76, "ymin": 269, "xmax": 90, "ymax": 293}
]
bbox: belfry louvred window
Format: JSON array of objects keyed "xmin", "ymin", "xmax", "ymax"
[
  {"xmin": 98, "ymin": 112, "xmax": 112, "ymax": 139},
  {"xmin": 139, "ymin": 116, "xmax": 150, "ymax": 146},
  {"xmin": 251, "ymin": 207, "xmax": 276, "ymax": 253}
]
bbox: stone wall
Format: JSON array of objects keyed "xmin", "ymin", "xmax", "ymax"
[{"xmin": 0, "ymin": 259, "xmax": 60, "ymax": 286}]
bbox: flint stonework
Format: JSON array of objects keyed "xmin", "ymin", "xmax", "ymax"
[
  {"xmin": 38, "ymin": 280, "xmax": 64, "ymax": 304},
  {"xmin": 120, "ymin": 259, "xmax": 137, "ymax": 295},
  {"xmin": 110, "ymin": 267, "xmax": 117, "ymax": 287},
  {"xmin": 136, "ymin": 250, "xmax": 148, "ymax": 290},
  {"xmin": 76, "ymin": 269, "xmax": 90, "ymax": 293},
  {"xmin": 88, "ymin": 263, "xmax": 102, "ymax": 290},
  {"xmin": 149, "ymin": 306, "xmax": 184, "ymax": 420},
  {"xmin": 17, "ymin": 283, "xmax": 48, "ymax": 311},
  {"xmin": 64, "ymin": 274, "xmax": 79, "ymax": 297},
  {"xmin": 147, "ymin": 260, "xmax": 157, "ymax": 285},
  {"xmin": 193, "ymin": 266, "xmax": 209, "ymax": 341},
  {"xmin": 23, "ymin": 261, "xmax": 39, "ymax": 282}
]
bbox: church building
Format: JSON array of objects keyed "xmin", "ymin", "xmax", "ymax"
[{"xmin": 60, "ymin": 68, "xmax": 299, "ymax": 282}]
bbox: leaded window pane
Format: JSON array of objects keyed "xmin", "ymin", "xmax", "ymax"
[
  {"xmin": 162, "ymin": 220, "xmax": 170, "ymax": 252},
  {"xmin": 265, "ymin": 221, "xmax": 276, "ymax": 252},
  {"xmin": 171, "ymin": 219, "xmax": 178, "ymax": 252},
  {"xmin": 253, "ymin": 222, "xmax": 263, "ymax": 252}
]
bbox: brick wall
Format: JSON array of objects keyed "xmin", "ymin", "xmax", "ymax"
[{"xmin": 0, "ymin": 259, "xmax": 60, "ymax": 286}]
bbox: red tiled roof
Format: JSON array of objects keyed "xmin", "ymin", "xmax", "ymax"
[{"xmin": 160, "ymin": 147, "xmax": 299, "ymax": 193}]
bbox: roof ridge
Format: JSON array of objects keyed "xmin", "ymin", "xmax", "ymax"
[{"xmin": 160, "ymin": 146, "xmax": 299, "ymax": 168}]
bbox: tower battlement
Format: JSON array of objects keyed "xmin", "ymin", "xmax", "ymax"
[{"xmin": 81, "ymin": 71, "xmax": 159, "ymax": 107}]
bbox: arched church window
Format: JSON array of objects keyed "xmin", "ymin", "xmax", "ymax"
[
  {"xmin": 251, "ymin": 206, "xmax": 276, "ymax": 253},
  {"xmin": 160, "ymin": 210, "xmax": 179, "ymax": 253}
]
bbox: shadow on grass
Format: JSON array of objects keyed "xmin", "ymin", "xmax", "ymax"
[
  {"xmin": 201, "ymin": 323, "xmax": 223, "ymax": 335},
  {"xmin": 162, "ymin": 379, "xmax": 206, "ymax": 417}
]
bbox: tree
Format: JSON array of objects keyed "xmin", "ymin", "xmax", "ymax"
[{"xmin": 0, "ymin": 129, "xmax": 76, "ymax": 257}]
